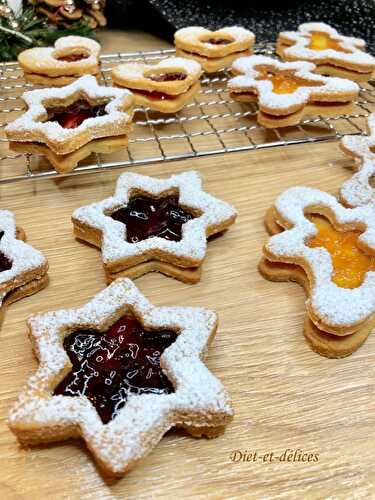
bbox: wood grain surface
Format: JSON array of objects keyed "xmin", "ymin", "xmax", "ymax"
[{"xmin": 1, "ymin": 30, "xmax": 375, "ymax": 500}]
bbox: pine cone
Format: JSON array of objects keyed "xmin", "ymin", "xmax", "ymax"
[{"xmin": 28, "ymin": 0, "xmax": 107, "ymax": 29}]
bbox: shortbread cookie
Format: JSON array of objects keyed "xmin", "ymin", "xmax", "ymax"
[
  {"xmin": 339, "ymin": 113, "xmax": 375, "ymax": 207},
  {"xmin": 228, "ymin": 55, "xmax": 359, "ymax": 128},
  {"xmin": 0, "ymin": 210, "xmax": 48, "ymax": 326},
  {"xmin": 18, "ymin": 36, "xmax": 101, "ymax": 86},
  {"xmin": 112, "ymin": 57, "xmax": 202, "ymax": 113},
  {"xmin": 72, "ymin": 171, "xmax": 237, "ymax": 283},
  {"xmin": 9, "ymin": 135, "xmax": 129, "ymax": 174},
  {"xmin": 8, "ymin": 278, "xmax": 233, "ymax": 476},
  {"xmin": 5, "ymin": 75, "xmax": 134, "ymax": 155},
  {"xmin": 277, "ymin": 22, "xmax": 375, "ymax": 82},
  {"xmin": 174, "ymin": 26, "xmax": 255, "ymax": 73},
  {"xmin": 259, "ymin": 187, "xmax": 375, "ymax": 357}
]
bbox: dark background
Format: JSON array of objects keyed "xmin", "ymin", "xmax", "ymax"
[{"xmin": 106, "ymin": 0, "xmax": 375, "ymax": 50}]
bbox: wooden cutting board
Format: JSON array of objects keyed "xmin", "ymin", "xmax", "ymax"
[{"xmin": 1, "ymin": 31, "xmax": 375, "ymax": 500}]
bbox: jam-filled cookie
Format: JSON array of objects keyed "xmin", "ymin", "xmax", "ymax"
[
  {"xmin": 8, "ymin": 278, "xmax": 233, "ymax": 476},
  {"xmin": 174, "ymin": 26, "xmax": 255, "ymax": 73},
  {"xmin": 5, "ymin": 75, "xmax": 134, "ymax": 171},
  {"xmin": 339, "ymin": 113, "xmax": 375, "ymax": 208},
  {"xmin": 259, "ymin": 186, "xmax": 375, "ymax": 358},
  {"xmin": 0, "ymin": 210, "xmax": 48, "ymax": 325},
  {"xmin": 228, "ymin": 55, "xmax": 359, "ymax": 128},
  {"xmin": 111, "ymin": 57, "xmax": 202, "ymax": 113},
  {"xmin": 18, "ymin": 36, "xmax": 101, "ymax": 87},
  {"xmin": 276, "ymin": 22, "xmax": 375, "ymax": 82},
  {"xmin": 72, "ymin": 171, "xmax": 237, "ymax": 283}
]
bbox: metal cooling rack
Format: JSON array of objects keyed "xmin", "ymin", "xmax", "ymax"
[{"xmin": 0, "ymin": 42, "xmax": 374, "ymax": 184}]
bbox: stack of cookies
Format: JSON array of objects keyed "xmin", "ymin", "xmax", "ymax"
[{"xmin": 5, "ymin": 75, "xmax": 134, "ymax": 174}]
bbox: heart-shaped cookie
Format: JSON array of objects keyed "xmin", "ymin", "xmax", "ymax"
[
  {"xmin": 18, "ymin": 36, "xmax": 101, "ymax": 86},
  {"xmin": 174, "ymin": 26, "xmax": 255, "ymax": 72}
]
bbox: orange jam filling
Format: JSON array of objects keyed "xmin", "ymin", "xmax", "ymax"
[
  {"xmin": 308, "ymin": 31, "xmax": 347, "ymax": 52},
  {"xmin": 255, "ymin": 66, "xmax": 322, "ymax": 94},
  {"xmin": 306, "ymin": 214, "xmax": 375, "ymax": 288}
]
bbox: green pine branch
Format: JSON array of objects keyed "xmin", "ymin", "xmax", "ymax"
[{"xmin": 0, "ymin": 8, "xmax": 96, "ymax": 62}]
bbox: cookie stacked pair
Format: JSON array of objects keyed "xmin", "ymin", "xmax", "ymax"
[
  {"xmin": 6, "ymin": 169, "xmax": 237, "ymax": 476},
  {"xmin": 227, "ymin": 22, "xmax": 375, "ymax": 128},
  {"xmin": 259, "ymin": 113, "xmax": 375, "ymax": 358}
]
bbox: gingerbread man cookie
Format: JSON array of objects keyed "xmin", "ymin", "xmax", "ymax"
[
  {"xmin": 0, "ymin": 210, "xmax": 48, "ymax": 325},
  {"xmin": 259, "ymin": 186, "xmax": 375, "ymax": 358},
  {"xmin": 174, "ymin": 26, "xmax": 255, "ymax": 73},
  {"xmin": 340, "ymin": 114, "xmax": 375, "ymax": 208},
  {"xmin": 277, "ymin": 22, "xmax": 375, "ymax": 82},
  {"xmin": 5, "ymin": 75, "xmax": 134, "ymax": 156},
  {"xmin": 228, "ymin": 55, "xmax": 359, "ymax": 128},
  {"xmin": 8, "ymin": 278, "xmax": 233, "ymax": 476},
  {"xmin": 18, "ymin": 36, "xmax": 101, "ymax": 87},
  {"xmin": 112, "ymin": 57, "xmax": 202, "ymax": 113},
  {"xmin": 72, "ymin": 170, "xmax": 237, "ymax": 283}
]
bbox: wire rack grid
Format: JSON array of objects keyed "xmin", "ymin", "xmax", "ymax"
[{"xmin": 0, "ymin": 42, "xmax": 374, "ymax": 184}]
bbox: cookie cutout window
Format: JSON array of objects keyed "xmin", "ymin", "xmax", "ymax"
[
  {"xmin": 110, "ymin": 192, "xmax": 197, "ymax": 243},
  {"xmin": 45, "ymin": 99, "xmax": 109, "ymax": 129},
  {"xmin": 255, "ymin": 65, "xmax": 324, "ymax": 94},
  {"xmin": 54, "ymin": 314, "xmax": 178, "ymax": 424},
  {"xmin": 308, "ymin": 32, "xmax": 349, "ymax": 53},
  {"xmin": 306, "ymin": 213, "xmax": 375, "ymax": 289}
]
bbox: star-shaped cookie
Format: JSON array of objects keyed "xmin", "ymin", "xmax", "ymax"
[
  {"xmin": 72, "ymin": 171, "xmax": 237, "ymax": 283},
  {"xmin": 0, "ymin": 210, "xmax": 48, "ymax": 324},
  {"xmin": 5, "ymin": 75, "xmax": 134, "ymax": 155},
  {"xmin": 8, "ymin": 278, "xmax": 233, "ymax": 476},
  {"xmin": 228, "ymin": 55, "xmax": 359, "ymax": 128},
  {"xmin": 277, "ymin": 22, "xmax": 375, "ymax": 81},
  {"xmin": 259, "ymin": 186, "xmax": 375, "ymax": 358},
  {"xmin": 340, "ymin": 113, "xmax": 375, "ymax": 208}
]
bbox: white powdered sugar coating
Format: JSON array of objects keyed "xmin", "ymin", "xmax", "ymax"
[
  {"xmin": 8, "ymin": 278, "xmax": 233, "ymax": 475},
  {"xmin": 5, "ymin": 75, "xmax": 133, "ymax": 144},
  {"xmin": 18, "ymin": 36, "xmax": 100, "ymax": 73},
  {"xmin": 279, "ymin": 22, "xmax": 375, "ymax": 68},
  {"xmin": 340, "ymin": 114, "xmax": 375, "ymax": 207},
  {"xmin": 266, "ymin": 186, "xmax": 375, "ymax": 328},
  {"xmin": 73, "ymin": 170, "xmax": 237, "ymax": 266},
  {"xmin": 114, "ymin": 57, "xmax": 201, "ymax": 82},
  {"xmin": 0, "ymin": 210, "xmax": 47, "ymax": 292},
  {"xmin": 228, "ymin": 55, "xmax": 358, "ymax": 111}
]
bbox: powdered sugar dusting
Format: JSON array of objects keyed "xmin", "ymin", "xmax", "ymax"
[
  {"xmin": 9, "ymin": 278, "xmax": 233, "ymax": 475},
  {"xmin": 0, "ymin": 210, "xmax": 47, "ymax": 293},
  {"xmin": 5, "ymin": 75, "xmax": 134, "ymax": 151},
  {"xmin": 113, "ymin": 57, "xmax": 201, "ymax": 82},
  {"xmin": 228, "ymin": 55, "xmax": 358, "ymax": 112},
  {"xmin": 72, "ymin": 170, "xmax": 237, "ymax": 266},
  {"xmin": 266, "ymin": 186, "xmax": 375, "ymax": 328},
  {"xmin": 340, "ymin": 114, "xmax": 375, "ymax": 207},
  {"xmin": 279, "ymin": 22, "xmax": 375, "ymax": 68}
]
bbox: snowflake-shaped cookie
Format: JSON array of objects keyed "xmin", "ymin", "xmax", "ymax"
[
  {"xmin": 5, "ymin": 75, "xmax": 134, "ymax": 155},
  {"xmin": 277, "ymin": 22, "xmax": 375, "ymax": 79},
  {"xmin": 262, "ymin": 186, "xmax": 375, "ymax": 336},
  {"xmin": 72, "ymin": 170, "xmax": 237, "ymax": 283},
  {"xmin": 340, "ymin": 113, "xmax": 375, "ymax": 207},
  {"xmin": 0, "ymin": 210, "xmax": 48, "ymax": 319},
  {"xmin": 228, "ymin": 55, "xmax": 358, "ymax": 118},
  {"xmin": 8, "ymin": 278, "xmax": 233, "ymax": 476}
]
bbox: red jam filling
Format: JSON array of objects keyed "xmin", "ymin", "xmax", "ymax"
[
  {"xmin": 205, "ymin": 38, "xmax": 232, "ymax": 45},
  {"xmin": 110, "ymin": 194, "xmax": 195, "ymax": 243},
  {"xmin": 46, "ymin": 99, "xmax": 107, "ymax": 129},
  {"xmin": 148, "ymin": 72, "xmax": 187, "ymax": 82},
  {"xmin": 0, "ymin": 231, "xmax": 11, "ymax": 272},
  {"xmin": 56, "ymin": 53, "xmax": 89, "ymax": 62},
  {"xmin": 54, "ymin": 315, "xmax": 177, "ymax": 424}
]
